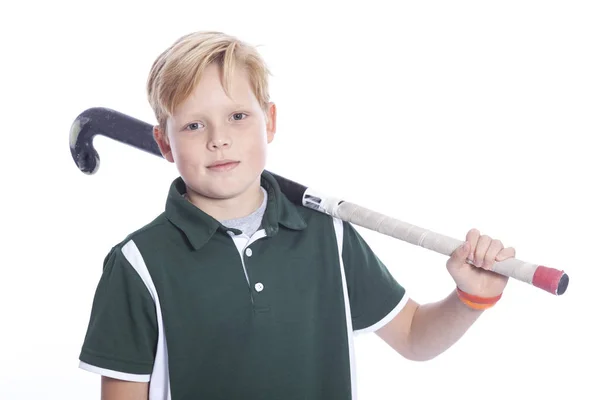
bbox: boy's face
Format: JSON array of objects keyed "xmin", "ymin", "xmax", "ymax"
[{"xmin": 154, "ymin": 62, "xmax": 276, "ymax": 203}]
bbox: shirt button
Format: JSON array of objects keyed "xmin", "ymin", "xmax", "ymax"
[
  {"xmin": 255, "ymin": 282, "xmax": 264, "ymax": 292},
  {"xmin": 245, "ymin": 248, "xmax": 253, "ymax": 257}
]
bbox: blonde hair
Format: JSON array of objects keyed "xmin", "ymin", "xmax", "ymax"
[{"xmin": 146, "ymin": 31, "xmax": 271, "ymax": 131}]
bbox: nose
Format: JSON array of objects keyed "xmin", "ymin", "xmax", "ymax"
[
  {"xmin": 209, "ymin": 138, "xmax": 230, "ymax": 149},
  {"xmin": 207, "ymin": 130, "xmax": 231, "ymax": 150}
]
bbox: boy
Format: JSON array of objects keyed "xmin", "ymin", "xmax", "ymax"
[{"xmin": 78, "ymin": 31, "xmax": 516, "ymax": 400}]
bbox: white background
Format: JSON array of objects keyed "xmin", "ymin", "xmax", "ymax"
[{"xmin": 1, "ymin": 1, "xmax": 599, "ymax": 399}]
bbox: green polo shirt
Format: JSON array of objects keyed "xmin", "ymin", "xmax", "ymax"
[{"xmin": 79, "ymin": 171, "xmax": 408, "ymax": 399}]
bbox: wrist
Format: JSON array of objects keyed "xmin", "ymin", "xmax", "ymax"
[{"xmin": 455, "ymin": 287, "xmax": 502, "ymax": 311}]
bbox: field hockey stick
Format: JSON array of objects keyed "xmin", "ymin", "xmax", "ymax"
[{"xmin": 69, "ymin": 107, "xmax": 569, "ymax": 296}]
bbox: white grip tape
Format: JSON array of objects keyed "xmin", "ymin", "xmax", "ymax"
[{"xmin": 336, "ymin": 201, "xmax": 537, "ymax": 284}]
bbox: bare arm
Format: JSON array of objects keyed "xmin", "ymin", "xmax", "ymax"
[
  {"xmin": 376, "ymin": 291, "xmax": 483, "ymax": 361},
  {"xmin": 377, "ymin": 229, "xmax": 514, "ymax": 361},
  {"xmin": 101, "ymin": 376, "xmax": 149, "ymax": 400}
]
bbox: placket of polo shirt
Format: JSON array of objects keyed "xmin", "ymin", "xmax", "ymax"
[{"xmin": 227, "ymin": 229, "xmax": 270, "ymax": 312}]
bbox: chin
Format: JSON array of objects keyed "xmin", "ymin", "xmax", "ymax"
[
  {"xmin": 188, "ymin": 180, "xmax": 255, "ymax": 200},
  {"xmin": 182, "ymin": 166, "xmax": 263, "ymax": 198}
]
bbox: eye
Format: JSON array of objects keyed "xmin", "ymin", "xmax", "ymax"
[
  {"xmin": 231, "ymin": 112, "xmax": 247, "ymax": 121},
  {"xmin": 186, "ymin": 122, "xmax": 202, "ymax": 131}
]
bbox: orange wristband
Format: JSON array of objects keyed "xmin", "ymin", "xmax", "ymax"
[
  {"xmin": 456, "ymin": 287, "xmax": 502, "ymax": 310},
  {"xmin": 458, "ymin": 297, "xmax": 496, "ymax": 310}
]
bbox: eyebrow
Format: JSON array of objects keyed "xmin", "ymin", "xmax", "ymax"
[{"xmin": 179, "ymin": 104, "xmax": 249, "ymax": 119}]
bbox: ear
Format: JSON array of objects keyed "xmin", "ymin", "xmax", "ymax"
[
  {"xmin": 265, "ymin": 102, "xmax": 277, "ymax": 143},
  {"xmin": 153, "ymin": 125, "xmax": 174, "ymax": 163}
]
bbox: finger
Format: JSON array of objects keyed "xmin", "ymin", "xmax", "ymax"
[
  {"xmin": 465, "ymin": 228, "xmax": 480, "ymax": 262},
  {"xmin": 495, "ymin": 246, "xmax": 516, "ymax": 262},
  {"xmin": 474, "ymin": 234, "xmax": 492, "ymax": 268},
  {"xmin": 482, "ymin": 239, "xmax": 504, "ymax": 270}
]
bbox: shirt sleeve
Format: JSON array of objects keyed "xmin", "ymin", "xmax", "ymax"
[
  {"xmin": 78, "ymin": 244, "xmax": 158, "ymax": 380},
  {"xmin": 340, "ymin": 221, "xmax": 409, "ymax": 333}
]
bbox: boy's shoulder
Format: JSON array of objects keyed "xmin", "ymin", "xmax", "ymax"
[
  {"xmin": 291, "ymin": 200, "xmax": 331, "ymax": 225},
  {"xmin": 109, "ymin": 211, "xmax": 172, "ymax": 254}
]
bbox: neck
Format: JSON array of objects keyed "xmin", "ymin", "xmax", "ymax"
[{"xmin": 185, "ymin": 181, "xmax": 265, "ymax": 221}]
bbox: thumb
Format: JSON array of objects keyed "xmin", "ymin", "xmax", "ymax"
[{"xmin": 449, "ymin": 241, "xmax": 470, "ymax": 267}]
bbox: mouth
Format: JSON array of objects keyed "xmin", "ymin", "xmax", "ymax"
[{"xmin": 207, "ymin": 160, "xmax": 240, "ymax": 172}]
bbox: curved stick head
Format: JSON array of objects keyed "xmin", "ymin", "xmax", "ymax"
[
  {"xmin": 69, "ymin": 107, "xmax": 163, "ymax": 174},
  {"xmin": 69, "ymin": 114, "xmax": 100, "ymax": 174}
]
